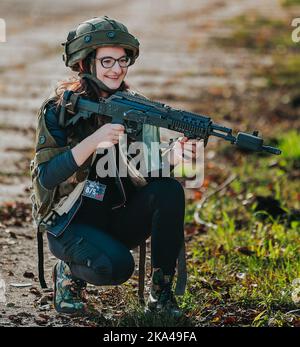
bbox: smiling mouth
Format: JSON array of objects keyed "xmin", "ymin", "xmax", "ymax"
[{"xmin": 105, "ymin": 76, "xmax": 120, "ymax": 80}]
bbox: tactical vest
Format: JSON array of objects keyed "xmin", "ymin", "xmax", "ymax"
[
  {"xmin": 30, "ymin": 90, "xmax": 187, "ymax": 299},
  {"xmin": 30, "ymin": 90, "xmax": 163, "ymax": 230}
]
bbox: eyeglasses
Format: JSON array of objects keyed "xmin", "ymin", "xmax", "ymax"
[{"xmin": 95, "ymin": 55, "xmax": 131, "ymax": 69}]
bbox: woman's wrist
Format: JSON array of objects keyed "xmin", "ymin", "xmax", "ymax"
[
  {"xmin": 86, "ymin": 132, "xmax": 99, "ymax": 152},
  {"xmin": 71, "ymin": 134, "xmax": 98, "ymax": 167}
]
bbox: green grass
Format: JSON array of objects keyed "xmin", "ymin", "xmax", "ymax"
[
  {"xmin": 278, "ymin": 130, "xmax": 300, "ymax": 161},
  {"xmin": 178, "ymin": 131, "xmax": 300, "ymax": 326},
  {"xmin": 214, "ymin": 13, "xmax": 298, "ymax": 53},
  {"xmin": 280, "ymin": 0, "xmax": 300, "ymax": 6},
  {"xmin": 86, "ymin": 131, "xmax": 300, "ymax": 327}
]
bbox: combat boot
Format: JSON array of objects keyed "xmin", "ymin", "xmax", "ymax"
[
  {"xmin": 145, "ymin": 268, "xmax": 182, "ymax": 318},
  {"xmin": 52, "ymin": 260, "xmax": 87, "ymax": 315}
]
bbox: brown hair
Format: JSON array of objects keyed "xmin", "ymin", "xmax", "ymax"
[{"xmin": 54, "ymin": 51, "xmax": 130, "ymax": 142}]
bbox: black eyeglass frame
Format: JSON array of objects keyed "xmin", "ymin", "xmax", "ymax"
[{"xmin": 95, "ymin": 55, "xmax": 132, "ymax": 69}]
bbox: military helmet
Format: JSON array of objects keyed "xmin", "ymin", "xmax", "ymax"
[{"xmin": 62, "ymin": 15, "xmax": 140, "ymax": 71}]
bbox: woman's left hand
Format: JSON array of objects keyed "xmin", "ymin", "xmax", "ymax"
[{"xmin": 171, "ymin": 137, "xmax": 202, "ymax": 165}]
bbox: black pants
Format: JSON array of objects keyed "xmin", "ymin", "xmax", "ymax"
[{"xmin": 47, "ymin": 178, "xmax": 185, "ymax": 286}]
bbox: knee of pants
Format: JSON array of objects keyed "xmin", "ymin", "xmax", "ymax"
[
  {"xmin": 111, "ymin": 251, "xmax": 135, "ymax": 285},
  {"xmin": 151, "ymin": 178, "xmax": 185, "ymax": 207},
  {"xmin": 90, "ymin": 251, "xmax": 135, "ymax": 286}
]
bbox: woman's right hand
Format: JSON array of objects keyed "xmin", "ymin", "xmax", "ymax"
[
  {"xmin": 71, "ymin": 123, "xmax": 125, "ymax": 167},
  {"xmin": 90, "ymin": 123, "xmax": 125, "ymax": 149}
]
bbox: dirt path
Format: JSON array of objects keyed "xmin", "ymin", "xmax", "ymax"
[{"xmin": 0, "ymin": 0, "xmax": 289, "ymax": 326}]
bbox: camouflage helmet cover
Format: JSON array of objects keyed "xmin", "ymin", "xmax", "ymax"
[{"xmin": 62, "ymin": 16, "xmax": 140, "ymax": 71}]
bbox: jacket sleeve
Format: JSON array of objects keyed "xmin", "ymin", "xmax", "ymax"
[{"xmin": 38, "ymin": 103, "xmax": 79, "ymax": 190}]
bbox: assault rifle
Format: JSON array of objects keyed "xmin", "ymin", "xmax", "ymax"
[{"xmin": 59, "ymin": 90, "xmax": 281, "ymax": 155}]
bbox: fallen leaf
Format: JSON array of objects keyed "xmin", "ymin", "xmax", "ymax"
[
  {"xmin": 9, "ymin": 232, "xmax": 17, "ymax": 239},
  {"xmin": 8, "ymin": 315, "xmax": 23, "ymax": 324},
  {"xmin": 23, "ymin": 271, "xmax": 35, "ymax": 279},
  {"xmin": 30, "ymin": 287, "xmax": 41, "ymax": 297},
  {"xmin": 223, "ymin": 316, "xmax": 237, "ymax": 325},
  {"xmin": 194, "ymin": 191, "xmax": 202, "ymax": 200}
]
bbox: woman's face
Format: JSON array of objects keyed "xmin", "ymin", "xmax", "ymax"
[{"xmin": 95, "ymin": 46, "xmax": 128, "ymax": 91}]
